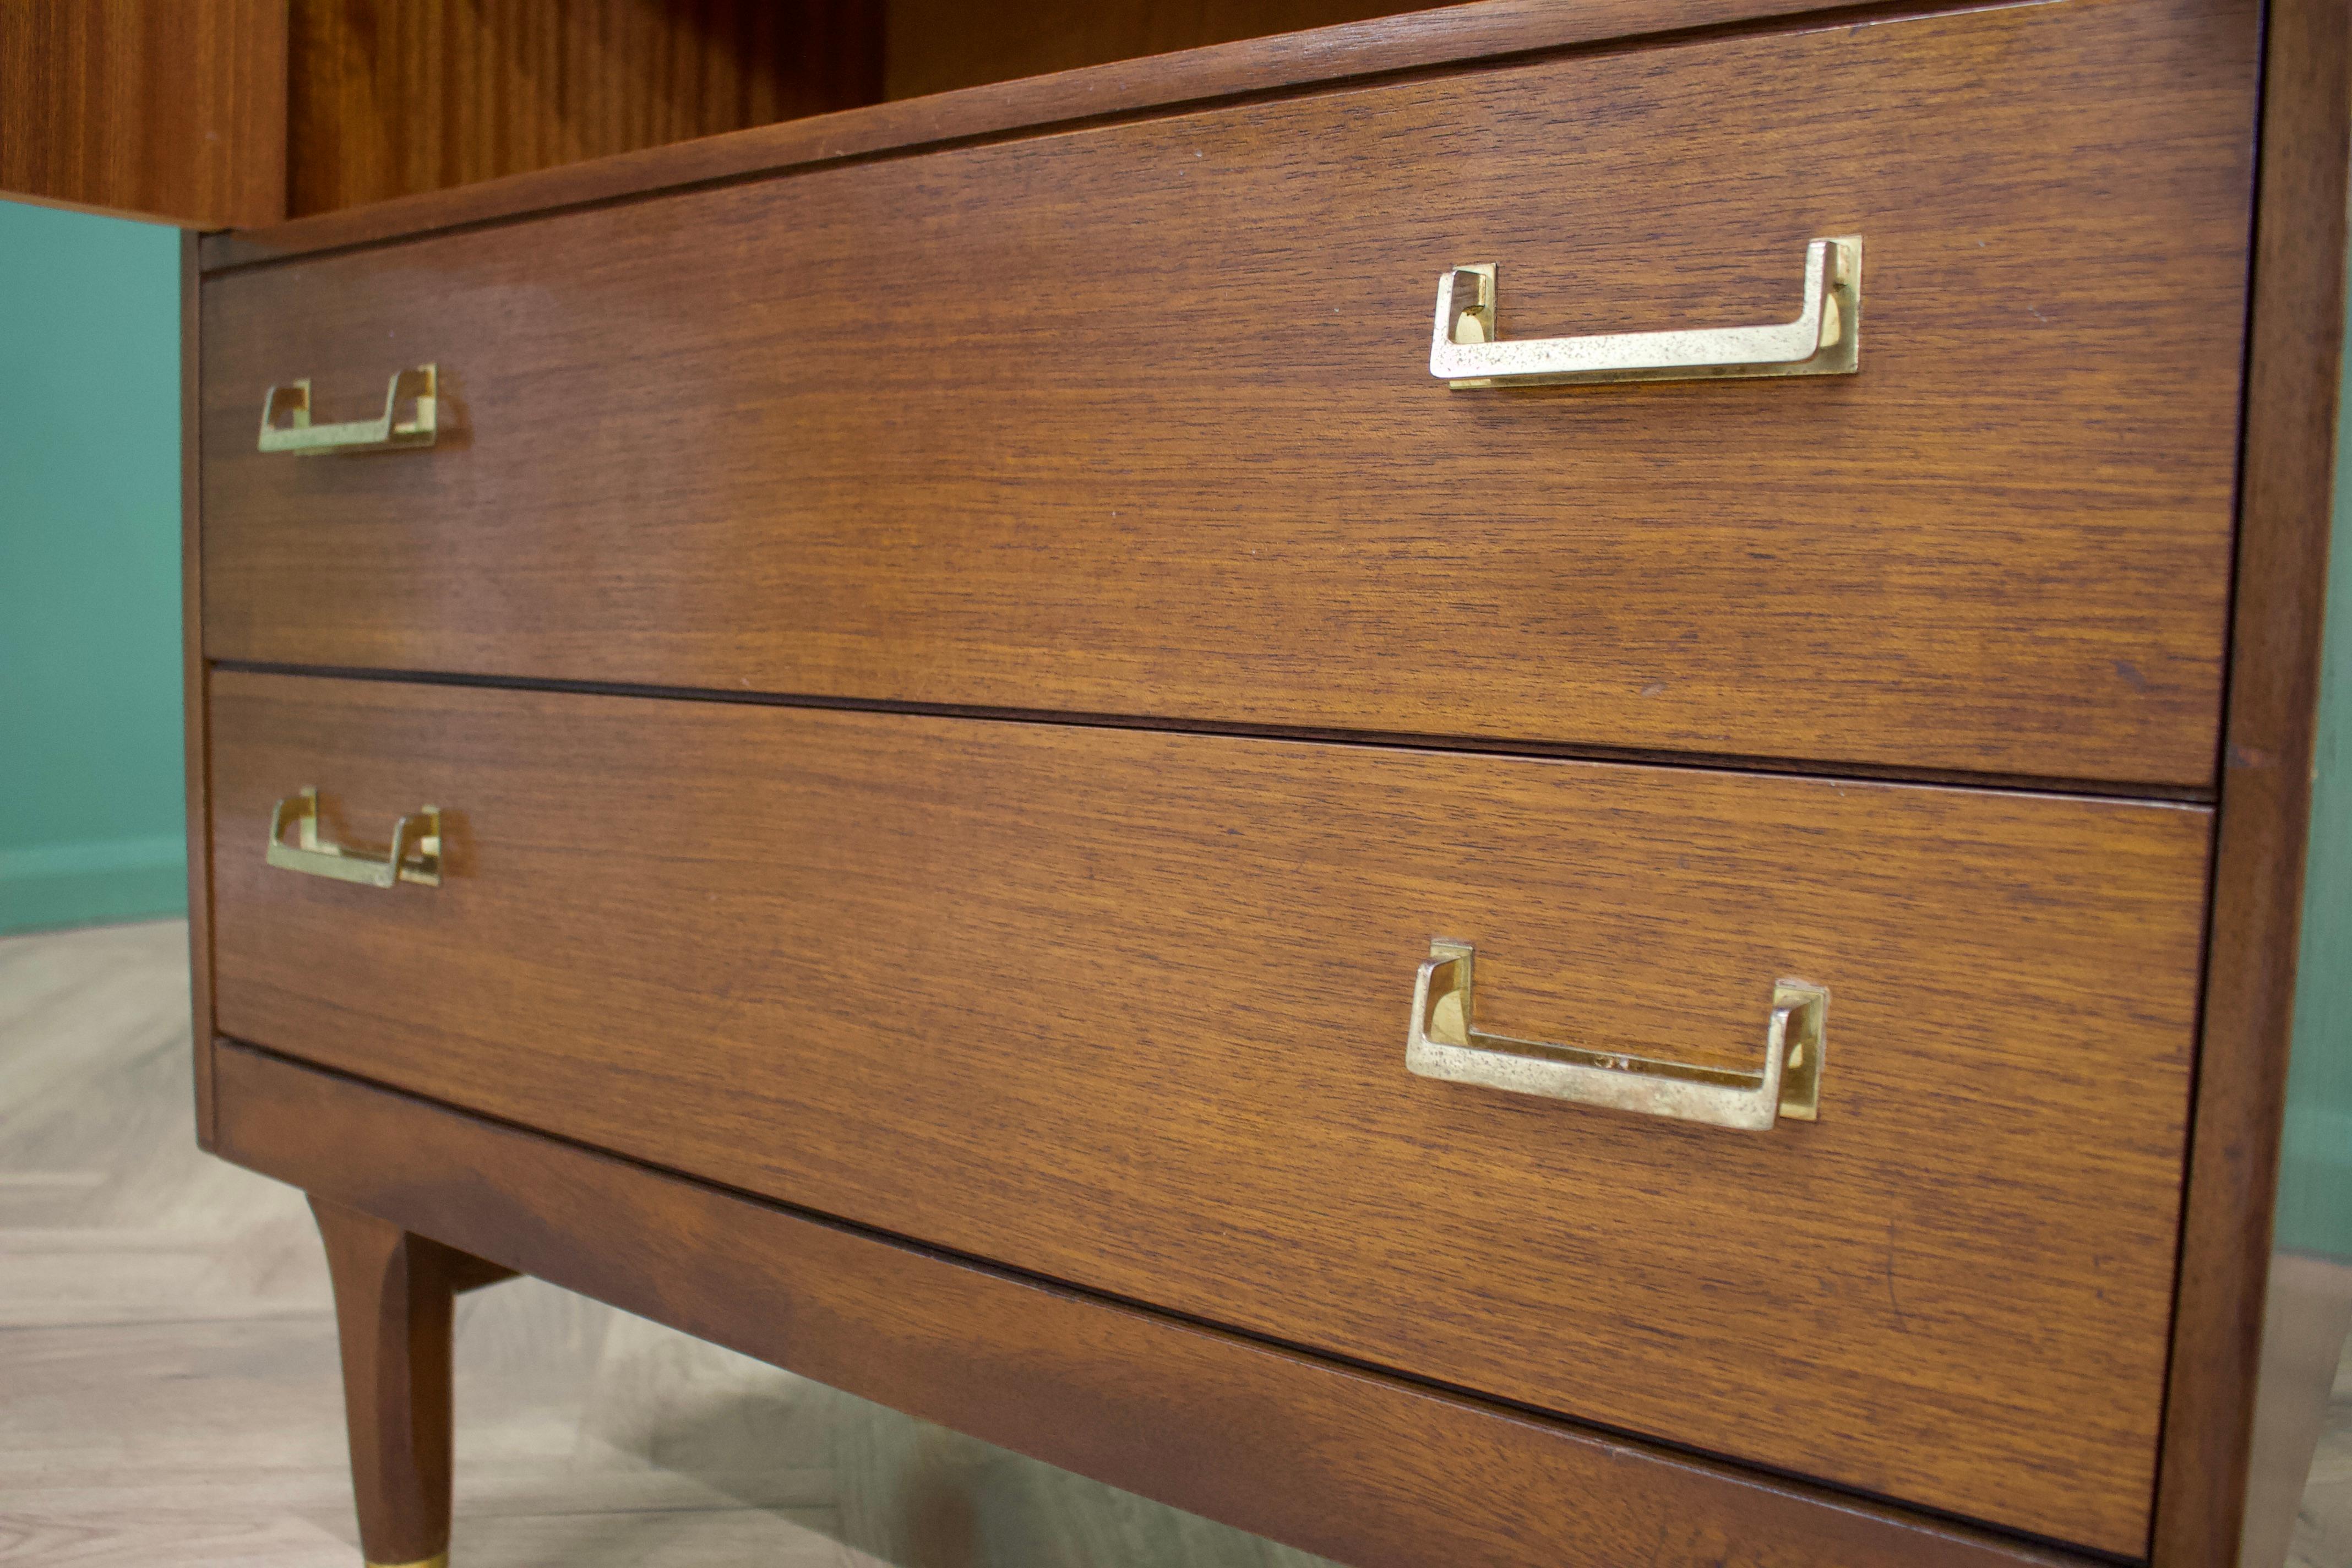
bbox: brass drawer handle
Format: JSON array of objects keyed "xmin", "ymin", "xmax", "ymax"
[
  {"xmin": 257, "ymin": 365, "xmax": 438, "ymax": 454},
  {"xmin": 1429, "ymin": 237, "xmax": 1861, "ymax": 389},
  {"xmin": 265, "ymin": 788, "xmax": 442, "ymax": 888},
  {"xmin": 1406, "ymin": 940, "xmax": 1825, "ymax": 1130}
]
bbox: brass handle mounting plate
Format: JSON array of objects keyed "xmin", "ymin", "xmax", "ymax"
[
  {"xmin": 1406, "ymin": 940, "xmax": 1826, "ymax": 1130},
  {"xmin": 1430, "ymin": 237, "xmax": 1861, "ymax": 389},
  {"xmin": 258, "ymin": 365, "xmax": 438, "ymax": 454},
  {"xmin": 266, "ymin": 788, "xmax": 442, "ymax": 888}
]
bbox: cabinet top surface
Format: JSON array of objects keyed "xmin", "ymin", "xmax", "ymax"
[{"xmin": 199, "ymin": 0, "xmax": 1939, "ymax": 274}]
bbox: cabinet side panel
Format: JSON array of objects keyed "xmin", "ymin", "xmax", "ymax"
[
  {"xmin": 0, "ymin": 0, "xmax": 286, "ymax": 227},
  {"xmin": 284, "ymin": 0, "xmax": 885, "ymax": 216},
  {"xmin": 183, "ymin": 231, "xmax": 215, "ymax": 1150},
  {"xmin": 2157, "ymin": 0, "xmax": 2352, "ymax": 1559}
]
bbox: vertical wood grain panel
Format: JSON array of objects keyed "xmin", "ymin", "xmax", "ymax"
[
  {"xmin": 0, "ymin": 0, "xmax": 287, "ymax": 228},
  {"xmin": 285, "ymin": 0, "xmax": 884, "ymax": 216},
  {"xmin": 883, "ymin": 0, "xmax": 1436, "ymax": 101}
]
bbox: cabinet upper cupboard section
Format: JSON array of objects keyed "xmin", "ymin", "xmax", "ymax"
[{"xmin": 199, "ymin": 0, "xmax": 2257, "ymax": 787}]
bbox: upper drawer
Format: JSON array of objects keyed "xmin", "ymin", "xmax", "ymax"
[
  {"xmin": 199, "ymin": 0, "xmax": 2256, "ymax": 787},
  {"xmin": 208, "ymin": 670, "xmax": 2211, "ymax": 1554}
]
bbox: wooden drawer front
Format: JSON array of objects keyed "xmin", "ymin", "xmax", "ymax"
[
  {"xmin": 209, "ymin": 671, "xmax": 2209, "ymax": 1551},
  {"xmin": 200, "ymin": 0, "xmax": 2254, "ymax": 788}
]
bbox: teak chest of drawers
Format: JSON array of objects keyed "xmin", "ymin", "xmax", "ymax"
[{"xmin": 179, "ymin": 1, "xmax": 2352, "ymax": 1564}]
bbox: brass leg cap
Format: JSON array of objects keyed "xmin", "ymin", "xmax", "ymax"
[{"xmin": 367, "ymin": 1556, "xmax": 448, "ymax": 1568}]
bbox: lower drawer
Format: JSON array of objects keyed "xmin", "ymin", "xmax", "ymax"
[{"xmin": 207, "ymin": 671, "xmax": 2211, "ymax": 1552}]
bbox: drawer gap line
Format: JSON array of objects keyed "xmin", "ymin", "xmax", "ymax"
[{"xmin": 205, "ymin": 657, "xmax": 2221, "ymax": 806}]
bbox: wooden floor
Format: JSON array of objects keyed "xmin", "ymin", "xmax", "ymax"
[
  {"xmin": 2270, "ymin": 1256, "xmax": 2352, "ymax": 1568},
  {"xmin": 0, "ymin": 919, "xmax": 1335, "ymax": 1567},
  {"xmin": 2295, "ymin": 1345, "xmax": 2352, "ymax": 1568}
]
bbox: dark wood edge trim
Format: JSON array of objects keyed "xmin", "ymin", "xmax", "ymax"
[
  {"xmin": 2154, "ymin": 0, "xmax": 2351, "ymax": 1561},
  {"xmin": 182, "ymin": 233, "xmax": 217, "ymax": 1151},
  {"xmin": 203, "ymin": 0, "xmax": 1941, "ymax": 273},
  {"xmin": 445, "ymin": 1254, "xmax": 521, "ymax": 1294},
  {"xmin": 0, "ymin": 187, "xmax": 203, "ymax": 229},
  {"xmin": 211, "ymin": 1039, "xmax": 2094, "ymax": 1568}
]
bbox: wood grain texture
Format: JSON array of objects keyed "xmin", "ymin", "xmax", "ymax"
[
  {"xmin": 0, "ymin": 0, "xmax": 286, "ymax": 228},
  {"xmin": 215, "ymin": 1041, "xmax": 2086, "ymax": 1568},
  {"xmin": 285, "ymin": 0, "xmax": 885, "ymax": 217},
  {"xmin": 884, "ymin": 0, "xmax": 1432, "ymax": 100},
  {"xmin": 2154, "ymin": 0, "xmax": 2352, "ymax": 1560},
  {"xmin": 0, "ymin": 918, "xmax": 1357, "ymax": 1568},
  {"xmin": 311, "ymin": 1198, "xmax": 465, "ymax": 1567},
  {"xmin": 183, "ymin": 232, "xmax": 217, "ymax": 1155},
  {"xmin": 203, "ymin": 0, "xmax": 1948, "ymax": 273},
  {"xmin": 197, "ymin": 0, "xmax": 2257, "ymax": 787},
  {"xmin": 203, "ymin": 670, "xmax": 2213, "ymax": 1551}
]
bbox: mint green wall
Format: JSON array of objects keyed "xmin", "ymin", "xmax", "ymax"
[
  {"xmin": 2275, "ymin": 263, "xmax": 2352, "ymax": 1260},
  {"xmin": 0, "ymin": 199, "xmax": 186, "ymax": 936}
]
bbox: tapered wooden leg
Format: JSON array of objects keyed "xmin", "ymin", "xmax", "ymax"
[{"xmin": 311, "ymin": 1197, "xmax": 466, "ymax": 1568}]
